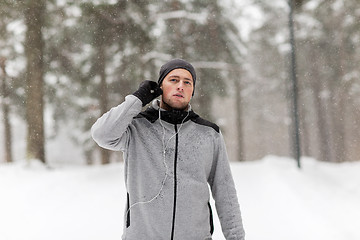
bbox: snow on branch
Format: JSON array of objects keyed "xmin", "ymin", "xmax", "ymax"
[
  {"xmin": 192, "ymin": 61, "xmax": 241, "ymax": 71},
  {"xmin": 142, "ymin": 51, "xmax": 173, "ymax": 63},
  {"xmin": 155, "ymin": 10, "xmax": 208, "ymax": 24},
  {"xmin": 225, "ymin": 29, "xmax": 248, "ymax": 57}
]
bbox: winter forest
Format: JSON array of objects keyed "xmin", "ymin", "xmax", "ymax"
[
  {"xmin": 1, "ymin": 0, "xmax": 360, "ymax": 240},
  {"xmin": 0, "ymin": 0, "xmax": 359, "ymax": 165}
]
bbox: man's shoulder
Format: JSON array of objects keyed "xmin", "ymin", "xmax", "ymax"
[
  {"xmin": 191, "ymin": 115, "xmax": 220, "ymax": 133},
  {"xmin": 133, "ymin": 107, "xmax": 220, "ymax": 133},
  {"xmin": 134, "ymin": 107, "xmax": 158, "ymax": 123}
]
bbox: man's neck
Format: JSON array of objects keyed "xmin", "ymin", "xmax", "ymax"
[{"xmin": 159, "ymin": 99, "xmax": 189, "ymax": 112}]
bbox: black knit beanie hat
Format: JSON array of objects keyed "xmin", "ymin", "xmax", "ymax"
[{"xmin": 158, "ymin": 59, "xmax": 196, "ymax": 96}]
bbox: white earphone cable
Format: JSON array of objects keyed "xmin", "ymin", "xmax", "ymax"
[{"xmin": 125, "ymin": 106, "xmax": 189, "ymax": 217}]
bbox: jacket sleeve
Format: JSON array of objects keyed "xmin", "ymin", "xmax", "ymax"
[
  {"xmin": 208, "ymin": 132, "xmax": 245, "ymax": 240},
  {"xmin": 91, "ymin": 95, "xmax": 143, "ymax": 151}
]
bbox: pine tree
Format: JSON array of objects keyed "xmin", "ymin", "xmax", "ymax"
[
  {"xmin": 24, "ymin": 0, "xmax": 46, "ymax": 164},
  {"xmin": 296, "ymin": 0, "xmax": 360, "ymax": 162},
  {"xmin": 0, "ymin": 57, "xmax": 13, "ymax": 163},
  {"xmin": 153, "ymin": 0, "xmax": 246, "ymax": 160},
  {"xmin": 155, "ymin": 0, "xmax": 243, "ymax": 119},
  {"xmin": 45, "ymin": 0, "xmax": 155, "ymax": 164},
  {"xmin": 247, "ymin": 0, "xmax": 360, "ymax": 162}
]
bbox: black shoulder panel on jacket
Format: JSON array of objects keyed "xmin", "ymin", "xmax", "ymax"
[
  {"xmin": 191, "ymin": 117, "xmax": 220, "ymax": 133},
  {"xmin": 135, "ymin": 107, "xmax": 219, "ymax": 132},
  {"xmin": 134, "ymin": 107, "xmax": 158, "ymax": 123}
]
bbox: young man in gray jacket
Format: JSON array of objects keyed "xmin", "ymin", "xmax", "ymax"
[{"xmin": 91, "ymin": 59, "xmax": 245, "ymax": 240}]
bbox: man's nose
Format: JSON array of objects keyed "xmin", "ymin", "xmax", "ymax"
[{"xmin": 177, "ymin": 81, "xmax": 184, "ymax": 91}]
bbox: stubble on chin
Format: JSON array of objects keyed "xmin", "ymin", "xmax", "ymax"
[{"xmin": 160, "ymin": 98, "xmax": 189, "ymax": 111}]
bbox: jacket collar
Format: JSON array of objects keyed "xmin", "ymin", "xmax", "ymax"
[
  {"xmin": 138, "ymin": 100, "xmax": 198, "ymax": 124},
  {"xmin": 151, "ymin": 99, "xmax": 192, "ymax": 112}
]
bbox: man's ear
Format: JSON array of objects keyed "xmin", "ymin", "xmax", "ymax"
[{"xmin": 159, "ymin": 84, "xmax": 163, "ymax": 96}]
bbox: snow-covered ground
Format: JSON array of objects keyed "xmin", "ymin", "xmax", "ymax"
[{"xmin": 0, "ymin": 156, "xmax": 359, "ymax": 240}]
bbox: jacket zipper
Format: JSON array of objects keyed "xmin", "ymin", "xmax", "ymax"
[
  {"xmin": 126, "ymin": 193, "xmax": 130, "ymax": 228},
  {"xmin": 170, "ymin": 124, "xmax": 178, "ymax": 240}
]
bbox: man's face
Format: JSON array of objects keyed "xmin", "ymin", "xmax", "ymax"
[{"xmin": 160, "ymin": 68, "xmax": 194, "ymax": 111}]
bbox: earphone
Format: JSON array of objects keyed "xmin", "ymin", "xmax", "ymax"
[{"xmin": 125, "ymin": 105, "xmax": 190, "ymax": 218}]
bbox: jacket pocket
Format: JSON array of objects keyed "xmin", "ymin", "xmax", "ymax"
[
  {"xmin": 126, "ymin": 193, "xmax": 130, "ymax": 228},
  {"xmin": 208, "ymin": 202, "xmax": 214, "ymax": 235}
]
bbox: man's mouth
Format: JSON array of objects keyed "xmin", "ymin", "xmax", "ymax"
[{"xmin": 173, "ymin": 93, "xmax": 184, "ymax": 98}]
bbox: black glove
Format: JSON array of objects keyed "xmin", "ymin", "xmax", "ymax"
[{"xmin": 132, "ymin": 80, "xmax": 163, "ymax": 106}]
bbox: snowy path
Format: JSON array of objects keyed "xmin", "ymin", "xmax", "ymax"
[{"xmin": 0, "ymin": 156, "xmax": 359, "ymax": 240}]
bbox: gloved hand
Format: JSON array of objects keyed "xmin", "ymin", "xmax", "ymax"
[{"xmin": 132, "ymin": 80, "xmax": 163, "ymax": 106}]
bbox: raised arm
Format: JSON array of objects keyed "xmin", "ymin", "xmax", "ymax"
[
  {"xmin": 91, "ymin": 80, "xmax": 162, "ymax": 151},
  {"xmin": 91, "ymin": 95, "xmax": 142, "ymax": 151}
]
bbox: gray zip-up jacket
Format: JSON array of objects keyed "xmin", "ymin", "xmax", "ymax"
[{"xmin": 91, "ymin": 95, "xmax": 245, "ymax": 240}]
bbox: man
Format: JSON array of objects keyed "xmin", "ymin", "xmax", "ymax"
[{"xmin": 91, "ymin": 59, "xmax": 245, "ymax": 240}]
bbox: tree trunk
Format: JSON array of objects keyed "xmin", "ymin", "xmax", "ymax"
[
  {"xmin": 288, "ymin": 0, "xmax": 301, "ymax": 167},
  {"xmin": 194, "ymin": 72, "xmax": 213, "ymax": 120},
  {"xmin": 98, "ymin": 44, "xmax": 111, "ymax": 165},
  {"xmin": 310, "ymin": 54, "xmax": 333, "ymax": 162},
  {"xmin": 24, "ymin": 0, "xmax": 46, "ymax": 163},
  {"xmin": 299, "ymin": 98, "xmax": 310, "ymax": 157},
  {"xmin": 348, "ymin": 97, "xmax": 360, "ymax": 160},
  {"xmin": 0, "ymin": 57, "xmax": 13, "ymax": 163},
  {"xmin": 234, "ymin": 76, "xmax": 245, "ymax": 161},
  {"xmin": 330, "ymin": 29, "xmax": 348, "ymax": 162},
  {"xmin": 327, "ymin": 87, "xmax": 347, "ymax": 163}
]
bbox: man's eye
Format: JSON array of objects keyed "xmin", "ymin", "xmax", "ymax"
[
  {"xmin": 170, "ymin": 79, "xmax": 176, "ymax": 82},
  {"xmin": 185, "ymin": 81, "xmax": 191, "ymax": 85}
]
